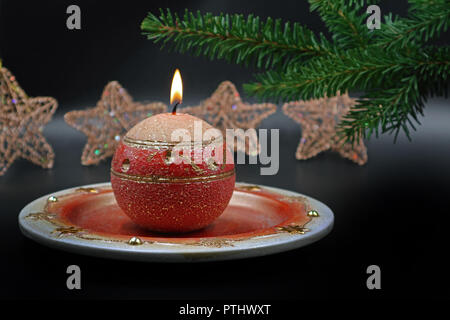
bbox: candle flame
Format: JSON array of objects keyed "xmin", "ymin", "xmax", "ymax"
[{"xmin": 170, "ymin": 69, "xmax": 183, "ymax": 104}]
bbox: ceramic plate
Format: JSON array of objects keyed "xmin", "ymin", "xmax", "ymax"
[{"xmin": 18, "ymin": 182, "xmax": 333, "ymax": 262}]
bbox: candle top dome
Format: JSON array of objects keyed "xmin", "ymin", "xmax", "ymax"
[{"xmin": 126, "ymin": 112, "xmax": 215, "ymax": 143}]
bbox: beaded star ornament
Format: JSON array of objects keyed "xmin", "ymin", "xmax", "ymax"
[
  {"xmin": 64, "ymin": 81, "xmax": 166, "ymax": 165},
  {"xmin": 181, "ymin": 81, "xmax": 277, "ymax": 155},
  {"xmin": 0, "ymin": 63, "xmax": 58, "ymax": 176},
  {"xmin": 282, "ymin": 92, "xmax": 368, "ymax": 165}
]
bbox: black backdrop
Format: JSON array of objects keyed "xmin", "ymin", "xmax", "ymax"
[
  {"xmin": 1, "ymin": 0, "xmax": 450, "ymax": 302},
  {"xmin": 0, "ymin": 0, "xmax": 410, "ymax": 108}
]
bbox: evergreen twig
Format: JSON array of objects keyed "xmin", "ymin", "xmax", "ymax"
[
  {"xmin": 141, "ymin": 1, "xmax": 450, "ymax": 141},
  {"xmin": 142, "ymin": 9, "xmax": 334, "ymax": 69}
]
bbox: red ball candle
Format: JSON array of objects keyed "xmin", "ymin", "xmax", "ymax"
[{"xmin": 111, "ymin": 111, "xmax": 235, "ymax": 233}]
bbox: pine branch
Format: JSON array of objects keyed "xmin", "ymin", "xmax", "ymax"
[
  {"xmin": 245, "ymin": 47, "xmax": 414, "ymax": 101},
  {"xmin": 141, "ymin": 1, "xmax": 450, "ymax": 142},
  {"xmin": 340, "ymin": 47, "xmax": 449, "ymax": 141},
  {"xmin": 340, "ymin": 78, "xmax": 424, "ymax": 142},
  {"xmin": 141, "ymin": 9, "xmax": 334, "ymax": 69},
  {"xmin": 309, "ymin": 0, "xmax": 376, "ymax": 48},
  {"xmin": 378, "ymin": 0, "xmax": 450, "ymax": 48},
  {"xmin": 246, "ymin": 44, "xmax": 448, "ymax": 98},
  {"xmin": 247, "ymin": 45, "xmax": 449, "ymax": 139}
]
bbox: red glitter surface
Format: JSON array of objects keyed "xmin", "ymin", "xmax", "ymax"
[{"xmin": 111, "ymin": 141, "xmax": 235, "ymax": 233}]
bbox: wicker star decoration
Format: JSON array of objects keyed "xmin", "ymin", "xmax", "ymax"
[
  {"xmin": 0, "ymin": 64, "xmax": 58, "ymax": 176},
  {"xmin": 282, "ymin": 92, "xmax": 368, "ymax": 165},
  {"xmin": 64, "ymin": 81, "xmax": 166, "ymax": 165},
  {"xmin": 181, "ymin": 81, "xmax": 276, "ymax": 155}
]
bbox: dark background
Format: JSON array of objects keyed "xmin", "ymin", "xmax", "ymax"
[{"xmin": 1, "ymin": 0, "xmax": 449, "ymax": 301}]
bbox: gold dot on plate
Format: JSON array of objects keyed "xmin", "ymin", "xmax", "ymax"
[
  {"xmin": 47, "ymin": 196, "xmax": 58, "ymax": 203},
  {"xmin": 121, "ymin": 159, "xmax": 130, "ymax": 172},
  {"xmin": 128, "ymin": 236, "xmax": 143, "ymax": 245},
  {"xmin": 307, "ymin": 210, "xmax": 319, "ymax": 217}
]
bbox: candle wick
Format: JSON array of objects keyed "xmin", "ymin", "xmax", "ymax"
[{"xmin": 172, "ymin": 101, "xmax": 180, "ymax": 115}]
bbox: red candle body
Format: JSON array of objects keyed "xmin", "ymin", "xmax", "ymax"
[{"xmin": 111, "ymin": 113, "xmax": 235, "ymax": 233}]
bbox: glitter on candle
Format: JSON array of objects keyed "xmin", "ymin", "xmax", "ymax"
[{"xmin": 111, "ymin": 112, "xmax": 235, "ymax": 233}]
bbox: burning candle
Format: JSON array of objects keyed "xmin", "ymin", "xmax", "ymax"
[
  {"xmin": 110, "ymin": 69, "xmax": 235, "ymax": 233},
  {"xmin": 170, "ymin": 68, "xmax": 182, "ymax": 114}
]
